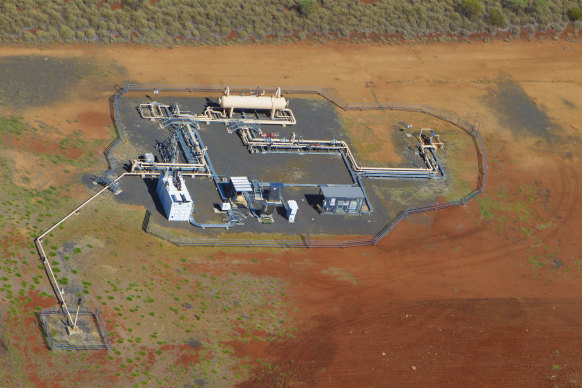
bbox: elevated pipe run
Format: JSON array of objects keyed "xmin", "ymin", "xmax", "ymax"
[
  {"xmin": 236, "ymin": 127, "xmax": 444, "ymax": 180},
  {"xmin": 137, "ymin": 104, "xmax": 245, "ymax": 227},
  {"xmin": 36, "ymin": 172, "xmax": 128, "ymax": 328},
  {"xmin": 125, "ymin": 84, "xmax": 485, "ymax": 241},
  {"xmin": 139, "ymin": 102, "xmax": 296, "ymax": 126},
  {"xmin": 131, "ymin": 161, "xmax": 208, "ymax": 173},
  {"xmin": 138, "ymin": 86, "xmax": 441, "ymax": 180},
  {"xmin": 136, "ymin": 88, "xmax": 445, "ymax": 229}
]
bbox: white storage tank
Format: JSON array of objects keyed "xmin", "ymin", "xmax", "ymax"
[
  {"xmin": 219, "ymin": 87, "xmax": 288, "ymax": 118},
  {"xmin": 219, "ymin": 95, "xmax": 288, "ymax": 111}
]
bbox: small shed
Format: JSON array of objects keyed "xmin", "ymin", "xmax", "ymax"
[{"xmin": 320, "ymin": 186, "xmax": 365, "ymax": 215}]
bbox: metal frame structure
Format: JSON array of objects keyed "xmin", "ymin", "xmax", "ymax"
[
  {"xmin": 130, "ymin": 88, "xmax": 447, "ymax": 223},
  {"xmin": 113, "ymin": 83, "xmax": 486, "ymax": 247},
  {"xmin": 138, "ymin": 98, "xmax": 296, "ymax": 126},
  {"xmin": 156, "ymin": 128, "xmax": 179, "ymax": 163},
  {"xmin": 233, "ymin": 122, "xmax": 444, "ymax": 179}
]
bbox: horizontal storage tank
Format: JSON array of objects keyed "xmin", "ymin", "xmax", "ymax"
[{"xmin": 219, "ymin": 95, "xmax": 288, "ymax": 111}]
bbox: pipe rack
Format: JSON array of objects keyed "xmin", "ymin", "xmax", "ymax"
[
  {"xmin": 235, "ymin": 125, "xmax": 445, "ymax": 180},
  {"xmin": 139, "ymin": 102, "xmax": 297, "ymax": 126},
  {"xmin": 137, "ymin": 95, "xmax": 446, "ymax": 228},
  {"xmin": 121, "ymin": 83, "xmax": 486, "ymax": 234}
]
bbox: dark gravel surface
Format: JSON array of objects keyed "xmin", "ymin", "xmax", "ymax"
[
  {"xmin": 485, "ymin": 75, "xmax": 559, "ymax": 143},
  {"xmin": 105, "ymin": 95, "xmax": 454, "ymax": 236},
  {"xmin": 0, "ymin": 56, "xmax": 92, "ymax": 107}
]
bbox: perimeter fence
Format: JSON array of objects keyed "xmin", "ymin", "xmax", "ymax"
[
  {"xmin": 95, "ymin": 84, "xmax": 129, "ymax": 180},
  {"xmin": 143, "ymin": 210, "xmax": 376, "ymax": 249},
  {"xmin": 109, "ymin": 83, "xmax": 487, "ymax": 248}
]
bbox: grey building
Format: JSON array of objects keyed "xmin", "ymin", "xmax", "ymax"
[{"xmin": 320, "ymin": 186, "xmax": 365, "ymax": 215}]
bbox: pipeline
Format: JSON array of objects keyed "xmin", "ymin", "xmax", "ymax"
[
  {"xmin": 131, "ymin": 161, "xmax": 209, "ymax": 174},
  {"xmin": 188, "ymin": 215, "xmax": 238, "ymax": 229},
  {"xmin": 137, "ymin": 113, "xmax": 240, "ymax": 228},
  {"xmin": 236, "ymin": 126, "xmax": 444, "ymax": 180},
  {"xmin": 139, "ymin": 102, "xmax": 296, "ymax": 126},
  {"xmin": 136, "ymin": 93, "xmax": 446, "ymax": 228}
]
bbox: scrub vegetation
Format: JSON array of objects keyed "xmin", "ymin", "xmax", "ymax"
[{"xmin": 1, "ymin": 0, "xmax": 581, "ymax": 45}]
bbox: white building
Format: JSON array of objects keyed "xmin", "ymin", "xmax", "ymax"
[{"xmin": 156, "ymin": 170, "xmax": 193, "ymax": 221}]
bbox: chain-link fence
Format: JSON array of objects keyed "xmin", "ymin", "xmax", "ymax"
[
  {"xmin": 39, "ymin": 308, "xmax": 111, "ymax": 350},
  {"xmin": 114, "ymin": 83, "xmax": 487, "ymax": 248}
]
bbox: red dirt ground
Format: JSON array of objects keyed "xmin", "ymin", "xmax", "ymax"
[
  {"xmin": 77, "ymin": 111, "xmax": 112, "ymax": 131},
  {"xmin": 233, "ymin": 200, "xmax": 582, "ymax": 386},
  {"xmin": 4, "ymin": 135, "xmax": 84, "ymax": 160},
  {"xmin": 1, "ymin": 39, "xmax": 581, "ymax": 386}
]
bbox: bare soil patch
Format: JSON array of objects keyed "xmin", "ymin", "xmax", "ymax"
[{"xmin": 77, "ymin": 111, "xmax": 112, "ymax": 130}]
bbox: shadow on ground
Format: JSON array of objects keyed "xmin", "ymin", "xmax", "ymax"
[{"xmin": 484, "ymin": 73, "xmax": 560, "ymax": 143}]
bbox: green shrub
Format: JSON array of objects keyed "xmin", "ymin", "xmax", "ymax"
[
  {"xmin": 461, "ymin": 0, "xmax": 483, "ymax": 19},
  {"xmin": 22, "ymin": 30, "xmax": 35, "ymax": 43},
  {"xmin": 86, "ymin": 27, "xmax": 96, "ymax": 40},
  {"xmin": 532, "ymin": 0, "xmax": 548, "ymax": 14},
  {"xmin": 0, "ymin": 0, "xmax": 577, "ymax": 46},
  {"xmin": 298, "ymin": 0, "xmax": 318, "ymax": 16},
  {"xmin": 568, "ymin": 7, "xmax": 582, "ymax": 21},
  {"xmin": 487, "ymin": 8, "xmax": 506, "ymax": 27},
  {"xmin": 59, "ymin": 25, "xmax": 75, "ymax": 42},
  {"xmin": 507, "ymin": 0, "xmax": 528, "ymax": 12}
]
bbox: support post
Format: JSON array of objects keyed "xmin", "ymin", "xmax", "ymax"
[{"xmin": 68, "ymin": 298, "xmax": 83, "ymax": 335}]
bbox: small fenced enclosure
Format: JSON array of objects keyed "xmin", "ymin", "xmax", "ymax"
[{"xmin": 39, "ymin": 308, "xmax": 111, "ymax": 351}]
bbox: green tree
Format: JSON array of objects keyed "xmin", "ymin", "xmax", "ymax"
[
  {"xmin": 298, "ymin": 0, "xmax": 318, "ymax": 16},
  {"xmin": 460, "ymin": 0, "xmax": 483, "ymax": 19},
  {"xmin": 124, "ymin": 0, "xmax": 146, "ymax": 12},
  {"xmin": 568, "ymin": 7, "xmax": 582, "ymax": 21},
  {"xmin": 487, "ymin": 8, "xmax": 506, "ymax": 27}
]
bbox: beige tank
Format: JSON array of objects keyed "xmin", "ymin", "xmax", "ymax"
[{"xmin": 219, "ymin": 95, "xmax": 288, "ymax": 111}]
